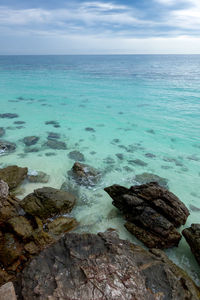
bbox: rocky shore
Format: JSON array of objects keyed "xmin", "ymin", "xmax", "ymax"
[{"xmin": 0, "ymin": 164, "xmax": 200, "ymax": 299}]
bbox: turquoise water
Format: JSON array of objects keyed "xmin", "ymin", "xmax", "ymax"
[{"xmin": 0, "ymin": 55, "xmax": 200, "ymax": 283}]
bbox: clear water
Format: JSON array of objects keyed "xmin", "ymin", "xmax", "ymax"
[{"xmin": 0, "ymin": 55, "xmax": 199, "ymax": 283}]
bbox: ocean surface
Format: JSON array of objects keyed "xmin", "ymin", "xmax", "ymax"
[{"xmin": 0, "ymin": 55, "xmax": 200, "ymax": 283}]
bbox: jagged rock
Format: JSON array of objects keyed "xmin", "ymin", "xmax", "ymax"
[
  {"xmin": 0, "ymin": 194, "xmax": 21, "ymax": 226},
  {"xmin": 69, "ymin": 162, "xmax": 101, "ymax": 187},
  {"xmin": 27, "ymin": 171, "xmax": 49, "ymax": 183},
  {"xmin": 47, "ymin": 216, "xmax": 78, "ymax": 236},
  {"xmin": 23, "ymin": 136, "xmax": 39, "ymax": 146},
  {"xmin": 0, "ymin": 282, "xmax": 17, "ymax": 300},
  {"xmin": 0, "ymin": 180, "xmax": 9, "ymax": 198},
  {"xmin": 21, "ymin": 187, "xmax": 76, "ymax": 220},
  {"xmin": 135, "ymin": 172, "xmax": 168, "ymax": 188},
  {"xmin": 0, "ymin": 113, "xmax": 18, "ymax": 119},
  {"xmin": 0, "ymin": 140, "xmax": 16, "ymax": 155},
  {"xmin": 0, "ymin": 233, "xmax": 23, "ymax": 267},
  {"xmin": 45, "ymin": 139, "xmax": 67, "ymax": 150},
  {"xmin": 68, "ymin": 150, "xmax": 85, "ymax": 161},
  {"xmin": 0, "ymin": 127, "xmax": 5, "ymax": 137},
  {"xmin": 104, "ymin": 182, "xmax": 189, "ymax": 249},
  {"xmin": 0, "ymin": 165, "xmax": 28, "ymax": 190},
  {"xmin": 182, "ymin": 224, "xmax": 200, "ymax": 266},
  {"xmin": 7, "ymin": 216, "xmax": 33, "ymax": 239},
  {"xmin": 15, "ymin": 230, "xmax": 200, "ymax": 300}
]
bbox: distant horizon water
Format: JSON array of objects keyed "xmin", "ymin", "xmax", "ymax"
[{"xmin": 0, "ymin": 54, "xmax": 199, "ymax": 284}]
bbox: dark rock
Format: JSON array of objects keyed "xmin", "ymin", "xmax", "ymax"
[
  {"xmin": 182, "ymin": 224, "xmax": 200, "ymax": 266},
  {"xmin": 47, "ymin": 132, "xmax": 60, "ymax": 140},
  {"xmin": 45, "ymin": 120, "xmax": 59, "ymax": 126},
  {"xmin": 104, "ymin": 182, "xmax": 189, "ymax": 249},
  {"xmin": 0, "ymin": 140, "xmax": 16, "ymax": 155},
  {"xmin": 7, "ymin": 216, "xmax": 33, "ymax": 239},
  {"xmin": 27, "ymin": 171, "xmax": 49, "ymax": 183},
  {"xmin": 45, "ymin": 152, "xmax": 56, "ymax": 156},
  {"xmin": 128, "ymin": 159, "xmax": 148, "ymax": 166},
  {"xmin": 103, "ymin": 156, "xmax": 115, "ymax": 164},
  {"xmin": 0, "ymin": 127, "xmax": 5, "ymax": 137},
  {"xmin": 23, "ymin": 136, "xmax": 39, "ymax": 146},
  {"xmin": 69, "ymin": 162, "xmax": 101, "ymax": 187},
  {"xmin": 13, "ymin": 121, "xmax": 25, "ymax": 125},
  {"xmin": 21, "ymin": 187, "xmax": 76, "ymax": 220},
  {"xmin": 135, "ymin": 172, "xmax": 168, "ymax": 188},
  {"xmin": 112, "ymin": 138, "xmax": 120, "ymax": 143},
  {"xmin": 45, "ymin": 139, "xmax": 67, "ymax": 150},
  {"xmin": 115, "ymin": 153, "xmax": 124, "ymax": 160},
  {"xmin": 68, "ymin": 150, "xmax": 85, "ymax": 161},
  {"xmin": 147, "ymin": 129, "xmax": 155, "ymax": 134},
  {"xmin": 0, "ymin": 233, "xmax": 22, "ymax": 267},
  {"xmin": 85, "ymin": 127, "xmax": 95, "ymax": 132},
  {"xmin": 24, "ymin": 147, "xmax": 40, "ymax": 153},
  {"xmin": 15, "ymin": 230, "xmax": 200, "ymax": 300},
  {"xmin": 0, "ymin": 194, "xmax": 21, "ymax": 226},
  {"xmin": 145, "ymin": 153, "xmax": 156, "ymax": 158},
  {"xmin": 0, "ymin": 113, "xmax": 18, "ymax": 119},
  {"xmin": 0, "ymin": 165, "xmax": 28, "ymax": 190},
  {"xmin": 46, "ymin": 216, "xmax": 78, "ymax": 236}
]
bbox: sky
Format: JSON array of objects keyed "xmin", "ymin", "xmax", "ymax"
[{"xmin": 0, "ymin": 0, "xmax": 200, "ymax": 54}]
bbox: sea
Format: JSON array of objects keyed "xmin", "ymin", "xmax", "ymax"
[{"xmin": 0, "ymin": 55, "xmax": 199, "ymax": 283}]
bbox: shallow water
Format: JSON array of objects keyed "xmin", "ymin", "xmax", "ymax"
[{"xmin": 0, "ymin": 55, "xmax": 200, "ymax": 283}]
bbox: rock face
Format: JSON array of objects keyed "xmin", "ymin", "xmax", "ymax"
[
  {"xmin": 182, "ymin": 224, "xmax": 200, "ymax": 266},
  {"xmin": 104, "ymin": 182, "xmax": 189, "ymax": 249},
  {"xmin": 69, "ymin": 162, "xmax": 101, "ymax": 187},
  {"xmin": 135, "ymin": 172, "xmax": 168, "ymax": 188},
  {"xmin": 0, "ymin": 282, "xmax": 17, "ymax": 300},
  {"xmin": 15, "ymin": 230, "xmax": 200, "ymax": 300},
  {"xmin": 0, "ymin": 140, "xmax": 16, "ymax": 155},
  {"xmin": 23, "ymin": 136, "xmax": 39, "ymax": 146},
  {"xmin": 0, "ymin": 165, "xmax": 28, "ymax": 190},
  {"xmin": 21, "ymin": 187, "xmax": 76, "ymax": 220}
]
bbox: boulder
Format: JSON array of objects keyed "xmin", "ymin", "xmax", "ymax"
[
  {"xmin": 27, "ymin": 171, "xmax": 49, "ymax": 183},
  {"xmin": 47, "ymin": 216, "xmax": 78, "ymax": 236},
  {"xmin": 0, "ymin": 233, "xmax": 23, "ymax": 267},
  {"xmin": 0, "ymin": 282, "xmax": 17, "ymax": 300},
  {"xmin": 0, "ymin": 194, "xmax": 21, "ymax": 226},
  {"xmin": 7, "ymin": 216, "xmax": 33, "ymax": 239},
  {"xmin": 21, "ymin": 187, "xmax": 76, "ymax": 220},
  {"xmin": 23, "ymin": 136, "xmax": 39, "ymax": 146},
  {"xmin": 0, "ymin": 140, "xmax": 16, "ymax": 155},
  {"xmin": 0, "ymin": 127, "xmax": 5, "ymax": 137},
  {"xmin": 0, "ymin": 113, "xmax": 18, "ymax": 119},
  {"xmin": 0, "ymin": 165, "xmax": 28, "ymax": 190},
  {"xmin": 45, "ymin": 139, "xmax": 67, "ymax": 150},
  {"xmin": 104, "ymin": 182, "xmax": 189, "ymax": 249},
  {"xmin": 15, "ymin": 230, "xmax": 200, "ymax": 300},
  {"xmin": 135, "ymin": 172, "xmax": 168, "ymax": 188},
  {"xmin": 69, "ymin": 162, "xmax": 101, "ymax": 187},
  {"xmin": 182, "ymin": 224, "xmax": 200, "ymax": 266}
]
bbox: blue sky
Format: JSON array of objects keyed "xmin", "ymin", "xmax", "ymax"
[{"xmin": 0, "ymin": 0, "xmax": 200, "ymax": 54}]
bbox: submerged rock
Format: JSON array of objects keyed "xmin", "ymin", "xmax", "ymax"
[
  {"xmin": 27, "ymin": 170, "xmax": 49, "ymax": 183},
  {"xmin": 85, "ymin": 127, "xmax": 95, "ymax": 132},
  {"xmin": 47, "ymin": 132, "xmax": 60, "ymax": 140},
  {"xmin": 0, "ymin": 140, "xmax": 16, "ymax": 155},
  {"xmin": 15, "ymin": 230, "xmax": 200, "ymax": 300},
  {"xmin": 68, "ymin": 150, "xmax": 85, "ymax": 161},
  {"xmin": 135, "ymin": 172, "xmax": 169, "ymax": 188},
  {"xmin": 23, "ymin": 136, "xmax": 39, "ymax": 146},
  {"xmin": 128, "ymin": 159, "xmax": 148, "ymax": 166},
  {"xmin": 21, "ymin": 187, "xmax": 76, "ymax": 220},
  {"xmin": 182, "ymin": 224, "xmax": 200, "ymax": 266},
  {"xmin": 0, "ymin": 165, "xmax": 28, "ymax": 190},
  {"xmin": 104, "ymin": 182, "xmax": 189, "ymax": 249},
  {"xmin": 45, "ymin": 139, "xmax": 67, "ymax": 150},
  {"xmin": 0, "ymin": 127, "xmax": 5, "ymax": 137},
  {"xmin": 0, "ymin": 113, "xmax": 18, "ymax": 119},
  {"xmin": 69, "ymin": 162, "xmax": 101, "ymax": 187}
]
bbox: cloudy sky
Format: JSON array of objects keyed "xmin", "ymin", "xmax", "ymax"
[{"xmin": 0, "ymin": 0, "xmax": 200, "ymax": 54}]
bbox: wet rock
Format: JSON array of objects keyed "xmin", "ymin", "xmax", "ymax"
[
  {"xmin": 0, "ymin": 194, "xmax": 21, "ymax": 225},
  {"xmin": 0, "ymin": 180, "xmax": 9, "ymax": 198},
  {"xmin": 128, "ymin": 159, "xmax": 148, "ymax": 166},
  {"xmin": 15, "ymin": 230, "xmax": 200, "ymax": 300},
  {"xmin": 47, "ymin": 132, "xmax": 60, "ymax": 140},
  {"xmin": 135, "ymin": 172, "xmax": 168, "ymax": 188},
  {"xmin": 85, "ymin": 127, "xmax": 95, "ymax": 132},
  {"xmin": 104, "ymin": 182, "xmax": 189, "ymax": 249},
  {"xmin": 7, "ymin": 216, "xmax": 33, "ymax": 239},
  {"xmin": 0, "ymin": 165, "xmax": 28, "ymax": 190},
  {"xmin": 13, "ymin": 121, "xmax": 25, "ymax": 125},
  {"xmin": 47, "ymin": 216, "xmax": 78, "ymax": 236},
  {"xmin": 68, "ymin": 150, "xmax": 85, "ymax": 161},
  {"xmin": 103, "ymin": 156, "xmax": 115, "ymax": 164},
  {"xmin": 45, "ymin": 120, "xmax": 59, "ymax": 126},
  {"xmin": 27, "ymin": 171, "xmax": 49, "ymax": 183},
  {"xmin": 45, "ymin": 152, "xmax": 56, "ymax": 156},
  {"xmin": 189, "ymin": 204, "xmax": 200, "ymax": 212},
  {"xmin": 0, "ymin": 233, "xmax": 23, "ymax": 267},
  {"xmin": 0, "ymin": 113, "xmax": 18, "ymax": 119},
  {"xmin": 24, "ymin": 147, "xmax": 40, "ymax": 153},
  {"xmin": 23, "ymin": 136, "xmax": 39, "ymax": 146},
  {"xmin": 21, "ymin": 187, "xmax": 76, "ymax": 220},
  {"xmin": 147, "ymin": 129, "xmax": 155, "ymax": 134},
  {"xmin": 0, "ymin": 282, "xmax": 17, "ymax": 300},
  {"xmin": 69, "ymin": 162, "xmax": 101, "ymax": 187},
  {"xmin": 145, "ymin": 153, "xmax": 156, "ymax": 158},
  {"xmin": 0, "ymin": 127, "xmax": 5, "ymax": 137},
  {"xmin": 182, "ymin": 224, "xmax": 200, "ymax": 266},
  {"xmin": 45, "ymin": 139, "xmax": 67, "ymax": 150},
  {"xmin": 0, "ymin": 140, "xmax": 16, "ymax": 155},
  {"xmin": 115, "ymin": 153, "xmax": 124, "ymax": 160}
]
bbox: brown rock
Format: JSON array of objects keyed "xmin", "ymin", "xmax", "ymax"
[
  {"xmin": 7, "ymin": 216, "xmax": 33, "ymax": 239},
  {"xmin": 0, "ymin": 282, "xmax": 17, "ymax": 300},
  {"xmin": 0, "ymin": 233, "xmax": 23, "ymax": 267},
  {"xmin": 182, "ymin": 224, "xmax": 200, "ymax": 266},
  {"xmin": 0, "ymin": 194, "xmax": 21, "ymax": 226},
  {"xmin": 104, "ymin": 182, "xmax": 189, "ymax": 249},
  {"xmin": 21, "ymin": 187, "xmax": 76, "ymax": 220},
  {"xmin": 47, "ymin": 216, "xmax": 78, "ymax": 236},
  {"xmin": 69, "ymin": 162, "xmax": 101, "ymax": 187},
  {"xmin": 0, "ymin": 165, "xmax": 28, "ymax": 190},
  {"xmin": 15, "ymin": 230, "xmax": 200, "ymax": 300},
  {"xmin": 0, "ymin": 180, "xmax": 9, "ymax": 198},
  {"xmin": 27, "ymin": 171, "xmax": 49, "ymax": 183}
]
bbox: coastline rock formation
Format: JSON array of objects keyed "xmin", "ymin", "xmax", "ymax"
[
  {"xmin": 68, "ymin": 162, "xmax": 101, "ymax": 187},
  {"xmin": 15, "ymin": 230, "xmax": 200, "ymax": 300},
  {"xmin": 0, "ymin": 165, "xmax": 28, "ymax": 190},
  {"xmin": 104, "ymin": 182, "xmax": 189, "ymax": 249},
  {"xmin": 182, "ymin": 224, "xmax": 200, "ymax": 266}
]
